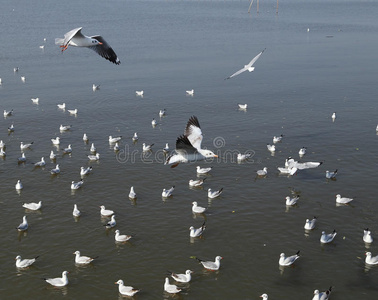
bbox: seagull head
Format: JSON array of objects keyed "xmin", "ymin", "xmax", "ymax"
[{"xmin": 200, "ymin": 149, "xmax": 218, "ymax": 158}]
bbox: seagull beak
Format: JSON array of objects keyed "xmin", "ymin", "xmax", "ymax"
[
  {"xmin": 213, "ymin": 155, "xmax": 218, "ymax": 158},
  {"xmin": 98, "ymin": 42, "xmax": 103, "ymax": 45},
  {"xmin": 114, "ymin": 282, "xmax": 118, "ymax": 284}
]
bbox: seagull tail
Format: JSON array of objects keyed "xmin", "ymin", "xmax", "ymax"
[{"xmin": 55, "ymin": 38, "xmax": 64, "ymax": 45}]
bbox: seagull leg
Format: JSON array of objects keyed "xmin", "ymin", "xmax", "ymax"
[{"xmin": 60, "ymin": 45, "xmax": 68, "ymax": 52}]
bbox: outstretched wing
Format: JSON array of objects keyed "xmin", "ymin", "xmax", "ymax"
[
  {"xmin": 175, "ymin": 135, "xmax": 199, "ymax": 155},
  {"xmin": 56, "ymin": 27, "xmax": 83, "ymax": 46},
  {"xmin": 226, "ymin": 66, "xmax": 248, "ymax": 79},
  {"xmin": 246, "ymin": 48, "xmax": 265, "ymax": 68},
  {"xmin": 184, "ymin": 116, "xmax": 203, "ymax": 150},
  {"xmin": 89, "ymin": 35, "xmax": 121, "ymax": 65}
]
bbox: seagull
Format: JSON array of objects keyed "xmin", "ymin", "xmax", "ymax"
[
  {"xmin": 23, "ymin": 201, "xmax": 42, "ymax": 211},
  {"xmin": 142, "ymin": 143, "xmax": 154, "ymax": 152},
  {"xmin": 55, "ymin": 27, "xmax": 120, "ymax": 64},
  {"xmin": 15, "ymin": 255, "xmax": 39, "ymax": 268},
  {"xmin": 71, "ymin": 179, "xmax": 84, "ymax": 190},
  {"xmin": 50, "ymin": 164, "xmax": 60, "ymax": 175},
  {"xmin": 363, "ymin": 228, "xmax": 373, "ymax": 244},
  {"xmin": 34, "ymin": 157, "xmax": 46, "ymax": 167},
  {"xmin": 312, "ymin": 287, "xmax": 332, "ymax": 300},
  {"xmin": 90, "ymin": 143, "xmax": 96, "ymax": 153},
  {"xmin": 225, "ymin": 48, "xmax": 265, "ymax": 79},
  {"xmin": 18, "ymin": 153, "xmax": 27, "ymax": 163},
  {"xmin": 189, "ymin": 178, "xmax": 206, "ymax": 187},
  {"xmin": 73, "ymin": 250, "xmax": 98, "ymax": 265},
  {"xmin": 326, "ymin": 169, "xmax": 338, "ymax": 179},
  {"xmin": 57, "ymin": 103, "xmax": 66, "ymax": 109},
  {"xmin": 51, "ymin": 137, "xmax": 60, "ymax": 145},
  {"xmin": 164, "ymin": 277, "xmax": 181, "ymax": 294},
  {"xmin": 335, "ymin": 194, "xmax": 353, "ymax": 204},
  {"xmin": 279, "ymin": 251, "xmax": 300, "ymax": 266},
  {"xmin": 260, "ymin": 294, "xmax": 268, "ymax": 300},
  {"xmin": 273, "ymin": 134, "xmax": 284, "ymax": 143},
  {"xmin": 132, "ymin": 132, "xmax": 138, "ymax": 142},
  {"xmin": 237, "ymin": 153, "xmax": 253, "ymax": 161},
  {"xmin": 31, "ymin": 97, "xmax": 39, "ymax": 104},
  {"xmin": 104, "ymin": 215, "xmax": 116, "ymax": 228},
  {"xmin": 0, "ymin": 140, "xmax": 5, "ymax": 148},
  {"xmin": 20, "ymin": 141, "xmax": 33, "ymax": 150},
  {"xmin": 88, "ymin": 153, "xmax": 100, "ymax": 161},
  {"xmin": 92, "ymin": 84, "xmax": 100, "ymax": 91},
  {"xmin": 0, "ymin": 148, "xmax": 6, "ymax": 157},
  {"xmin": 50, "ymin": 151, "xmax": 57, "ymax": 160},
  {"xmin": 63, "ymin": 144, "xmax": 72, "ymax": 154},
  {"xmin": 192, "ymin": 201, "xmax": 207, "ymax": 214},
  {"xmin": 267, "ymin": 144, "xmax": 275, "ymax": 153},
  {"xmin": 238, "ymin": 104, "xmax": 247, "ymax": 109},
  {"xmin": 304, "ymin": 217, "xmax": 317, "ymax": 230},
  {"xmin": 80, "ymin": 166, "xmax": 92, "ymax": 176},
  {"xmin": 4, "ymin": 109, "xmax": 13, "ymax": 117},
  {"xmin": 115, "ymin": 230, "xmax": 132, "ymax": 242},
  {"xmin": 256, "ymin": 167, "xmax": 268, "ymax": 176},
  {"xmin": 186, "ymin": 89, "xmax": 194, "ymax": 96},
  {"xmin": 320, "ymin": 230, "xmax": 337, "ymax": 244},
  {"xmin": 163, "ymin": 143, "xmax": 170, "ymax": 153},
  {"xmin": 43, "ymin": 271, "xmax": 69, "ymax": 287},
  {"xmin": 162, "ymin": 186, "xmax": 175, "ymax": 198},
  {"xmin": 151, "ymin": 118, "xmax": 157, "ymax": 126},
  {"xmin": 165, "ymin": 116, "xmax": 218, "ymax": 167},
  {"xmin": 17, "ymin": 216, "xmax": 28, "ymax": 231},
  {"xmin": 208, "ymin": 188, "xmax": 223, "ymax": 198},
  {"xmin": 14, "ymin": 67, "xmax": 19, "ymax": 72},
  {"xmin": 286, "ymin": 195, "xmax": 299, "ymax": 206},
  {"xmin": 277, "ymin": 166, "xmax": 298, "ymax": 175},
  {"xmin": 15, "ymin": 180, "xmax": 23, "ymax": 190},
  {"xmin": 100, "ymin": 205, "xmax": 114, "ymax": 217},
  {"xmin": 109, "ymin": 136, "xmax": 122, "ymax": 143},
  {"xmin": 8, "ymin": 124, "xmax": 15, "ymax": 132},
  {"xmin": 135, "ymin": 90, "xmax": 144, "ymax": 96},
  {"xmin": 298, "ymin": 147, "xmax": 307, "ymax": 156},
  {"xmin": 195, "ymin": 256, "xmax": 222, "ymax": 270},
  {"xmin": 332, "ymin": 112, "xmax": 336, "ymax": 121},
  {"xmin": 73, "ymin": 204, "xmax": 81, "ymax": 217},
  {"xmin": 169, "ymin": 270, "xmax": 193, "ymax": 283},
  {"xmin": 83, "ymin": 133, "xmax": 89, "ymax": 142},
  {"xmin": 114, "ymin": 143, "xmax": 119, "ymax": 152},
  {"xmin": 67, "ymin": 108, "xmax": 78, "ymax": 115},
  {"xmin": 365, "ymin": 252, "xmax": 378, "ymax": 265},
  {"xmin": 286, "ymin": 158, "xmax": 323, "ymax": 170},
  {"xmin": 189, "ymin": 221, "xmax": 206, "ymax": 237},
  {"xmin": 196, "ymin": 166, "xmax": 213, "ymax": 174},
  {"xmin": 60, "ymin": 124, "xmax": 71, "ymax": 131},
  {"xmin": 115, "ymin": 279, "xmax": 140, "ymax": 297},
  {"xmin": 21, "ymin": 76, "xmax": 26, "ymax": 82},
  {"xmin": 159, "ymin": 109, "xmax": 166, "ymax": 117},
  {"xmin": 129, "ymin": 186, "xmax": 137, "ymax": 199}
]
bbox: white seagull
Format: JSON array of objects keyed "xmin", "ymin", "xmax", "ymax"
[
  {"xmin": 335, "ymin": 194, "xmax": 353, "ymax": 204},
  {"xmin": 109, "ymin": 135, "xmax": 122, "ymax": 143},
  {"xmin": 22, "ymin": 201, "xmax": 42, "ymax": 211},
  {"xmin": 331, "ymin": 112, "xmax": 336, "ymax": 121},
  {"xmin": 92, "ymin": 84, "xmax": 100, "ymax": 91},
  {"xmin": 113, "ymin": 143, "xmax": 119, "ymax": 151},
  {"xmin": 90, "ymin": 143, "xmax": 96, "ymax": 153},
  {"xmin": 100, "ymin": 205, "xmax": 114, "ymax": 217},
  {"xmin": 17, "ymin": 216, "xmax": 28, "ymax": 231},
  {"xmin": 365, "ymin": 252, "xmax": 378, "ymax": 265},
  {"xmin": 326, "ymin": 169, "xmax": 338, "ymax": 179},
  {"xmin": 73, "ymin": 204, "xmax": 81, "ymax": 217},
  {"xmin": 34, "ymin": 157, "xmax": 46, "ymax": 167},
  {"xmin": 169, "ymin": 270, "xmax": 193, "ymax": 283},
  {"xmin": 189, "ymin": 178, "xmax": 206, "ymax": 187},
  {"xmin": 196, "ymin": 166, "xmax": 213, "ymax": 174},
  {"xmin": 60, "ymin": 124, "xmax": 71, "ymax": 131},
  {"xmin": 320, "ymin": 230, "xmax": 337, "ymax": 244},
  {"xmin": 225, "ymin": 48, "xmax": 265, "ymax": 79},
  {"xmin": 63, "ymin": 144, "xmax": 72, "ymax": 154},
  {"xmin": 279, "ymin": 251, "xmax": 300, "ymax": 266},
  {"xmin": 80, "ymin": 166, "xmax": 93, "ymax": 176},
  {"xmin": 57, "ymin": 103, "xmax": 66, "ymax": 109},
  {"xmin": 20, "ymin": 141, "xmax": 33, "ymax": 150},
  {"xmin": 285, "ymin": 157, "xmax": 323, "ymax": 170},
  {"xmin": 273, "ymin": 134, "xmax": 284, "ymax": 143},
  {"xmin": 104, "ymin": 215, "xmax": 116, "ymax": 228},
  {"xmin": 50, "ymin": 164, "xmax": 60, "ymax": 175},
  {"xmin": 277, "ymin": 166, "xmax": 298, "ymax": 176},
  {"xmin": 43, "ymin": 271, "xmax": 69, "ymax": 287},
  {"xmin": 49, "ymin": 151, "xmax": 56, "ymax": 160},
  {"xmin": 83, "ymin": 133, "xmax": 89, "ymax": 142},
  {"xmin": 159, "ymin": 109, "xmax": 166, "ymax": 117},
  {"xmin": 164, "ymin": 277, "xmax": 181, "ymax": 294},
  {"xmin": 15, "ymin": 180, "xmax": 23, "ymax": 190},
  {"xmin": 142, "ymin": 143, "xmax": 154, "ymax": 152},
  {"xmin": 4, "ymin": 109, "xmax": 13, "ymax": 117},
  {"xmin": 51, "ymin": 137, "xmax": 60, "ymax": 145},
  {"xmin": 132, "ymin": 132, "xmax": 138, "ymax": 142},
  {"xmin": 8, "ymin": 124, "xmax": 15, "ymax": 132},
  {"xmin": 186, "ymin": 89, "xmax": 194, "ymax": 96},
  {"xmin": 196, "ymin": 256, "xmax": 222, "ymax": 270},
  {"xmin": 363, "ymin": 228, "xmax": 373, "ymax": 244},
  {"xmin": 163, "ymin": 143, "xmax": 170, "ymax": 153},
  {"xmin": 256, "ymin": 167, "xmax": 268, "ymax": 176},
  {"xmin": 238, "ymin": 104, "xmax": 247, "ymax": 109},
  {"xmin": 208, "ymin": 188, "xmax": 223, "ymax": 198},
  {"xmin": 31, "ymin": 97, "xmax": 39, "ymax": 104},
  {"xmin": 115, "ymin": 279, "xmax": 140, "ymax": 297},
  {"xmin": 73, "ymin": 250, "xmax": 98, "ymax": 265},
  {"xmin": 304, "ymin": 217, "xmax": 317, "ymax": 230},
  {"xmin": 298, "ymin": 147, "xmax": 307, "ymax": 156},
  {"xmin": 312, "ymin": 287, "xmax": 332, "ymax": 300},
  {"xmin": 285, "ymin": 195, "xmax": 299, "ymax": 206},
  {"xmin": 18, "ymin": 153, "xmax": 27, "ymax": 163},
  {"xmin": 71, "ymin": 179, "xmax": 84, "ymax": 190},
  {"xmin": 260, "ymin": 294, "xmax": 269, "ymax": 300},
  {"xmin": 267, "ymin": 144, "xmax": 275, "ymax": 153},
  {"xmin": 135, "ymin": 90, "xmax": 144, "ymax": 96},
  {"xmin": 115, "ymin": 230, "xmax": 132, "ymax": 243},
  {"xmin": 162, "ymin": 186, "xmax": 175, "ymax": 198},
  {"xmin": 192, "ymin": 201, "xmax": 207, "ymax": 214},
  {"xmin": 15, "ymin": 255, "xmax": 39, "ymax": 268},
  {"xmin": 55, "ymin": 27, "xmax": 120, "ymax": 64},
  {"xmin": 129, "ymin": 186, "xmax": 137, "ymax": 199},
  {"xmin": 67, "ymin": 108, "xmax": 78, "ymax": 115},
  {"xmin": 237, "ymin": 153, "xmax": 253, "ymax": 161},
  {"xmin": 151, "ymin": 118, "xmax": 157, "ymax": 126},
  {"xmin": 165, "ymin": 116, "xmax": 218, "ymax": 167},
  {"xmin": 88, "ymin": 153, "xmax": 100, "ymax": 161},
  {"xmin": 189, "ymin": 222, "xmax": 206, "ymax": 237}
]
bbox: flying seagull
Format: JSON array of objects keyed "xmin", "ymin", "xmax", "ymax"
[
  {"xmin": 225, "ymin": 48, "xmax": 265, "ymax": 79},
  {"xmin": 55, "ymin": 27, "xmax": 120, "ymax": 65}
]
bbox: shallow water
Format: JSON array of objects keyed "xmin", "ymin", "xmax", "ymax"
[{"xmin": 1, "ymin": 0, "xmax": 378, "ymax": 299}]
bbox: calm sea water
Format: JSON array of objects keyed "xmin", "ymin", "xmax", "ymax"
[{"xmin": 1, "ymin": 0, "xmax": 378, "ymax": 299}]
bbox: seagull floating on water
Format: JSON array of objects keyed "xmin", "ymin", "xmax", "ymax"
[
  {"xmin": 163, "ymin": 143, "xmax": 170, "ymax": 153},
  {"xmin": 129, "ymin": 186, "xmax": 137, "ymax": 199},
  {"xmin": 279, "ymin": 251, "xmax": 300, "ymax": 266},
  {"xmin": 237, "ymin": 153, "xmax": 253, "ymax": 161},
  {"xmin": 189, "ymin": 178, "xmax": 205, "ymax": 187},
  {"xmin": 15, "ymin": 180, "xmax": 23, "ymax": 190},
  {"xmin": 63, "ymin": 144, "xmax": 72, "ymax": 154},
  {"xmin": 50, "ymin": 164, "xmax": 60, "ymax": 175},
  {"xmin": 4, "ymin": 109, "xmax": 13, "ymax": 117},
  {"xmin": 192, "ymin": 201, "xmax": 207, "ymax": 214},
  {"xmin": 320, "ymin": 230, "xmax": 337, "ymax": 244},
  {"xmin": 21, "ymin": 76, "xmax": 26, "ymax": 83},
  {"xmin": 83, "ymin": 133, "xmax": 89, "ymax": 142},
  {"xmin": 312, "ymin": 286, "xmax": 332, "ymax": 300},
  {"xmin": 331, "ymin": 112, "xmax": 336, "ymax": 121},
  {"xmin": 31, "ymin": 98, "xmax": 39, "ymax": 104},
  {"xmin": 60, "ymin": 124, "xmax": 71, "ymax": 131},
  {"xmin": 186, "ymin": 89, "xmax": 194, "ymax": 96},
  {"xmin": 115, "ymin": 279, "xmax": 140, "ymax": 297},
  {"xmin": 363, "ymin": 228, "xmax": 373, "ymax": 244},
  {"xmin": 165, "ymin": 116, "xmax": 218, "ymax": 167},
  {"xmin": 57, "ymin": 103, "xmax": 66, "ymax": 109},
  {"xmin": 15, "ymin": 255, "xmax": 39, "ymax": 268},
  {"xmin": 365, "ymin": 252, "xmax": 378, "ymax": 265},
  {"xmin": 277, "ymin": 166, "xmax": 297, "ymax": 176},
  {"xmin": 34, "ymin": 157, "xmax": 46, "ymax": 167},
  {"xmin": 298, "ymin": 147, "xmax": 307, "ymax": 156},
  {"xmin": 100, "ymin": 205, "xmax": 114, "ymax": 217},
  {"xmin": 80, "ymin": 166, "xmax": 93, "ymax": 176},
  {"xmin": 115, "ymin": 230, "xmax": 132, "ymax": 242},
  {"xmin": 196, "ymin": 166, "xmax": 213, "ymax": 174},
  {"xmin": 304, "ymin": 217, "xmax": 317, "ymax": 230},
  {"xmin": 238, "ymin": 104, "xmax": 247, "ymax": 109},
  {"xmin": 142, "ymin": 143, "xmax": 154, "ymax": 152},
  {"xmin": 256, "ymin": 167, "xmax": 268, "ymax": 176},
  {"xmin": 8, "ymin": 124, "xmax": 15, "ymax": 132},
  {"xmin": 169, "ymin": 270, "xmax": 193, "ymax": 283},
  {"xmin": 326, "ymin": 169, "xmax": 338, "ymax": 179},
  {"xmin": 17, "ymin": 216, "xmax": 28, "ymax": 231},
  {"xmin": 159, "ymin": 109, "xmax": 166, "ymax": 117},
  {"xmin": 104, "ymin": 215, "xmax": 116, "ymax": 228},
  {"xmin": 190, "ymin": 221, "xmax": 206, "ymax": 237},
  {"xmin": 132, "ymin": 132, "xmax": 138, "ymax": 142},
  {"xmin": 164, "ymin": 277, "xmax": 181, "ymax": 294},
  {"xmin": 18, "ymin": 153, "xmax": 27, "ymax": 163},
  {"xmin": 114, "ymin": 142, "xmax": 120, "ymax": 151},
  {"xmin": 225, "ymin": 48, "xmax": 265, "ymax": 79},
  {"xmin": 135, "ymin": 90, "xmax": 144, "ymax": 96},
  {"xmin": 90, "ymin": 143, "xmax": 96, "ymax": 153},
  {"xmin": 195, "ymin": 256, "xmax": 222, "ymax": 270},
  {"xmin": 151, "ymin": 118, "xmax": 157, "ymax": 126},
  {"xmin": 335, "ymin": 194, "xmax": 353, "ymax": 204},
  {"xmin": 286, "ymin": 158, "xmax": 323, "ymax": 170},
  {"xmin": 286, "ymin": 195, "xmax": 299, "ymax": 206},
  {"xmin": 88, "ymin": 153, "xmax": 100, "ymax": 161},
  {"xmin": 43, "ymin": 271, "xmax": 69, "ymax": 287},
  {"xmin": 71, "ymin": 179, "xmax": 84, "ymax": 190},
  {"xmin": 208, "ymin": 188, "xmax": 223, "ymax": 199},
  {"xmin": 67, "ymin": 108, "xmax": 78, "ymax": 115},
  {"xmin": 23, "ymin": 201, "xmax": 42, "ymax": 211},
  {"xmin": 109, "ymin": 135, "xmax": 122, "ymax": 143},
  {"xmin": 267, "ymin": 144, "xmax": 275, "ymax": 153},
  {"xmin": 50, "ymin": 151, "xmax": 57, "ymax": 160},
  {"xmin": 51, "ymin": 137, "xmax": 60, "ymax": 145},
  {"xmin": 55, "ymin": 27, "xmax": 120, "ymax": 64},
  {"xmin": 162, "ymin": 186, "xmax": 175, "ymax": 198},
  {"xmin": 260, "ymin": 294, "xmax": 268, "ymax": 300},
  {"xmin": 74, "ymin": 250, "xmax": 98, "ymax": 265},
  {"xmin": 20, "ymin": 141, "xmax": 33, "ymax": 150},
  {"xmin": 73, "ymin": 204, "xmax": 81, "ymax": 217},
  {"xmin": 273, "ymin": 134, "xmax": 284, "ymax": 143},
  {"xmin": 92, "ymin": 84, "xmax": 100, "ymax": 91}
]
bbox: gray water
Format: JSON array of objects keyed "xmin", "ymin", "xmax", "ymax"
[{"xmin": 1, "ymin": 0, "xmax": 378, "ymax": 299}]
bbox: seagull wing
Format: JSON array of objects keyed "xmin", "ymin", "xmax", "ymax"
[
  {"xmin": 184, "ymin": 116, "xmax": 203, "ymax": 149},
  {"xmin": 57, "ymin": 27, "xmax": 83, "ymax": 46},
  {"xmin": 89, "ymin": 35, "xmax": 120, "ymax": 65},
  {"xmin": 246, "ymin": 48, "xmax": 265, "ymax": 68},
  {"xmin": 225, "ymin": 66, "xmax": 248, "ymax": 79},
  {"xmin": 175, "ymin": 135, "xmax": 199, "ymax": 155}
]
